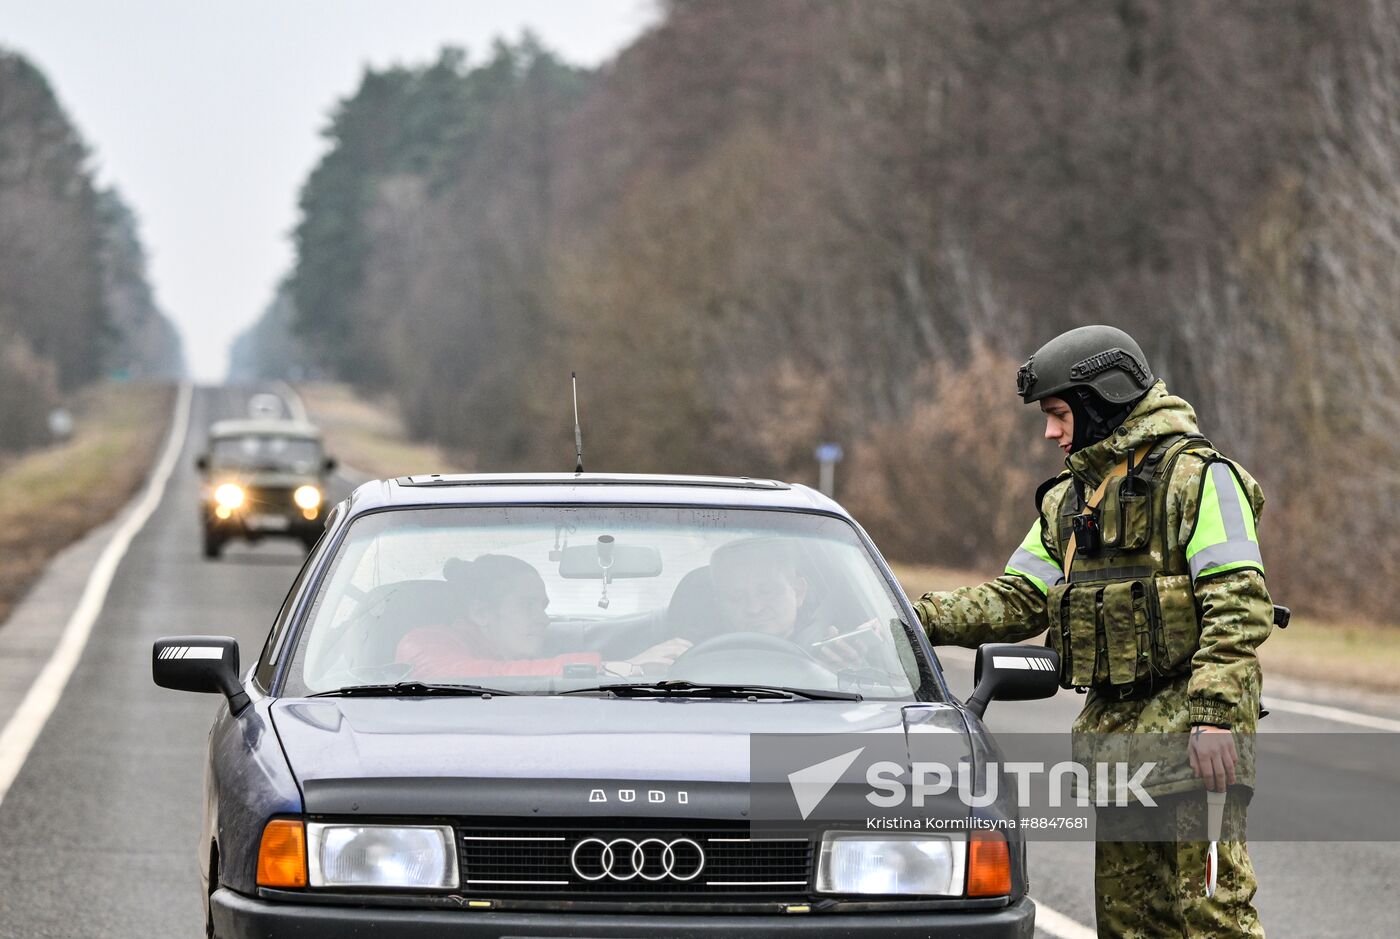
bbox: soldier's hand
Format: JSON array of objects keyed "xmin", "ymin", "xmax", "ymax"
[
  {"xmin": 809, "ymin": 621, "xmax": 877, "ymax": 669},
  {"xmin": 1188, "ymin": 725, "xmax": 1237, "ymax": 792}
]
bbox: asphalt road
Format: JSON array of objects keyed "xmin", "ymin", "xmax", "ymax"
[
  {"xmin": 0, "ymin": 384, "xmax": 1395, "ymax": 937},
  {"xmin": 0, "ymin": 385, "xmax": 354, "ymax": 937}
]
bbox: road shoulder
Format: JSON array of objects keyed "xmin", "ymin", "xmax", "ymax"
[
  {"xmin": 0, "ymin": 382, "xmax": 175, "ymax": 626},
  {"xmin": 0, "ymin": 511, "xmax": 127, "ymax": 746}
]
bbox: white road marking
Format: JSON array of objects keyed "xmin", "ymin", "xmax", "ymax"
[
  {"xmin": 1036, "ymin": 901, "xmax": 1097, "ymax": 938},
  {"xmin": 1263, "ymin": 696, "xmax": 1400, "ymax": 733},
  {"xmin": 0, "ymin": 382, "xmax": 192, "ymax": 809}
]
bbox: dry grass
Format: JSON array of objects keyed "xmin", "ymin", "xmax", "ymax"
[
  {"xmin": 296, "ymin": 382, "xmax": 465, "ymax": 480},
  {"xmin": 1254, "ymin": 615, "xmax": 1400, "ymax": 694},
  {"xmin": 889, "ymin": 562, "xmax": 1400, "ymax": 694},
  {"xmin": 889, "ymin": 561, "xmax": 1000, "ymax": 598},
  {"xmin": 0, "ymin": 382, "xmax": 174, "ymax": 625}
]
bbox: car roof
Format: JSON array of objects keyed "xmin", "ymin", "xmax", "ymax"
[
  {"xmin": 208, "ymin": 418, "xmax": 322, "ymax": 440},
  {"xmin": 341, "ymin": 472, "xmax": 848, "ymax": 516}
]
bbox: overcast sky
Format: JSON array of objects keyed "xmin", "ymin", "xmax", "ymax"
[{"xmin": 0, "ymin": 0, "xmax": 656, "ymax": 381}]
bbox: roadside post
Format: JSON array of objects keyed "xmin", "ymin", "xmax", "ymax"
[
  {"xmin": 47, "ymin": 407, "xmax": 74, "ymax": 443},
  {"xmin": 814, "ymin": 442, "xmax": 843, "ymax": 498}
]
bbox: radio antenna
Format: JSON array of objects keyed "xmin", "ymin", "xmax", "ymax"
[{"xmin": 572, "ymin": 372, "xmax": 584, "ymax": 474}]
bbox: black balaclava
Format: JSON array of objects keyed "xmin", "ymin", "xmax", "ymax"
[{"xmin": 1065, "ymin": 386, "xmax": 1143, "ymax": 453}]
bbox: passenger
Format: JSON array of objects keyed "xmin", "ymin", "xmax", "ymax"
[
  {"xmin": 397, "ymin": 554, "xmax": 687, "ymax": 679},
  {"xmin": 709, "ymin": 539, "xmax": 871, "ymax": 667}
]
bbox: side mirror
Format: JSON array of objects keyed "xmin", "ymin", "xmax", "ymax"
[
  {"xmin": 323, "ymin": 456, "xmax": 338, "ymax": 474},
  {"xmin": 152, "ymin": 636, "xmax": 249, "ymax": 715},
  {"xmin": 964, "ymin": 643, "xmax": 1060, "ymax": 719},
  {"xmin": 195, "ymin": 454, "xmax": 209, "ymax": 472}
]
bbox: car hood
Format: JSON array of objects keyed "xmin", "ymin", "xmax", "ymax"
[{"xmin": 270, "ymin": 696, "xmax": 972, "ymax": 817}]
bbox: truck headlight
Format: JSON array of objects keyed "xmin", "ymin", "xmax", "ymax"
[
  {"xmin": 816, "ymin": 832, "xmax": 965, "ymax": 896},
  {"xmin": 293, "ymin": 485, "xmax": 322, "ymax": 510},
  {"xmin": 213, "ymin": 483, "xmax": 245, "ymax": 509},
  {"xmin": 306, "ymin": 824, "xmax": 458, "ymax": 889}
]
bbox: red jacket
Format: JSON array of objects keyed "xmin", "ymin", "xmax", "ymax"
[{"xmin": 396, "ymin": 625, "xmax": 601, "ymax": 678}]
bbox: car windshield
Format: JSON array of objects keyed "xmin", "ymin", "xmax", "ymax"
[
  {"xmin": 281, "ymin": 505, "xmax": 930, "ymax": 700},
  {"xmin": 210, "ymin": 434, "xmax": 322, "ymax": 471}
]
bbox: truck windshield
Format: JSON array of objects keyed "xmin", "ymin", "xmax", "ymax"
[
  {"xmin": 211, "ymin": 434, "xmax": 322, "ymax": 470},
  {"xmin": 282, "ymin": 506, "xmax": 931, "ymax": 700}
]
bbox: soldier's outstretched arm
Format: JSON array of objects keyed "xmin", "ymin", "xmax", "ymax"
[
  {"xmin": 1180, "ymin": 461, "xmax": 1273, "ymax": 727},
  {"xmin": 911, "ymin": 519, "xmax": 1055, "ymax": 648}
]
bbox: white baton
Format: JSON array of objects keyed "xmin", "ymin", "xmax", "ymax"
[{"xmin": 1205, "ymin": 788, "xmax": 1227, "ymax": 898}]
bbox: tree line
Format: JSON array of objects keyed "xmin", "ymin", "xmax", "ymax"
[
  {"xmin": 242, "ymin": 1, "xmax": 1400, "ymax": 621},
  {"xmin": 0, "ymin": 48, "xmax": 183, "ymax": 451}
]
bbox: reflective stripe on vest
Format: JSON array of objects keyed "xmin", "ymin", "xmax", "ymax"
[
  {"xmin": 1005, "ymin": 518, "xmax": 1063, "ymax": 595},
  {"xmin": 1186, "ymin": 461, "xmax": 1264, "ymax": 580}
]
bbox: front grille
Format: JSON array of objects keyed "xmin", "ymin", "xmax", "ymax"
[
  {"xmin": 246, "ymin": 486, "xmax": 294, "ymax": 508},
  {"xmin": 457, "ymin": 820, "xmax": 812, "ymax": 898}
]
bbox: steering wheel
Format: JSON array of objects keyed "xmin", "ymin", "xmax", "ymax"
[{"xmin": 666, "ymin": 631, "xmax": 836, "ymax": 687}]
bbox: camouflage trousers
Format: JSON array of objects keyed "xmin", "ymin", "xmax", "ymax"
[{"xmin": 1094, "ymin": 790, "xmax": 1264, "ymax": 938}]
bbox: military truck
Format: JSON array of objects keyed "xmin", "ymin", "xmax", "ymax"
[{"xmin": 195, "ymin": 419, "xmax": 336, "ymax": 558}]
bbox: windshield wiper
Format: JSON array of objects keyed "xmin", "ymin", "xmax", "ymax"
[
  {"xmin": 560, "ymin": 680, "xmax": 861, "ymax": 701},
  {"xmin": 309, "ymin": 681, "xmax": 515, "ymax": 698}
]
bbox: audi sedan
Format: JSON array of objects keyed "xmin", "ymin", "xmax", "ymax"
[{"xmin": 153, "ymin": 473, "xmax": 1056, "ymax": 937}]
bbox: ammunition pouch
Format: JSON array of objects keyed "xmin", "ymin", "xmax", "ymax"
[
  {"xmin": 1100, "ymin": 474, "xmax": 1151, "ymax": 551},
  {"xmin": 1046, "ymin": 573, "xmax": 1200, "ymax": 694}
]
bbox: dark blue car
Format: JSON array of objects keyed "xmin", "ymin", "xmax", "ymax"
[{"xmin": 153, "ymin": 473, "xmax": 1056, "ymax": 937}]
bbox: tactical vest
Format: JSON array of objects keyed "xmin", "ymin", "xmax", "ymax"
[{"xmin": 1044, "ymin": 434, "xmax": 1218, "ymax": 699}]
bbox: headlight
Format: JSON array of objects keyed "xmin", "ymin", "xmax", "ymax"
[
  {"xmin": 816, "ymin": 832, "xmax": 965, "ymax": 896},
  {"xmin": 213, "ymin": 483, "xmax": 245, "ymax": 509},
  {"xmin": 306, "ymin": 823, "xmax": 458, "ymax": 889},
  {"xmin": 293, "ymin": 485, "xmax": 322, "ymax": 510}
]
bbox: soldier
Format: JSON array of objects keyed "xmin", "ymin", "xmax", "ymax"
[{"xmin": 913, "ymin": 325, "xmax": 1270, "ymax": 937}]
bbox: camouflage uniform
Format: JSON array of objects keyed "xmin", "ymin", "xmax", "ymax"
[{"xmin": 913, "ymin": 382, "xmax": 1270, "ymax": 938}]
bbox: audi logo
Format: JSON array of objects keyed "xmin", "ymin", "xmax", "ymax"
[{"xmin": 569, "ymin": 836, "xmax": 706, "ymax": 882}]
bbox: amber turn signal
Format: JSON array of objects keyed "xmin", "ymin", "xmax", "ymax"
[
  {"xmin": 256, "ymin": 818, "xmax": 308, "ymax": 888},
  {"xmin": 967, "ymin": 830, "xmax": 1012, "ymax": 897}
]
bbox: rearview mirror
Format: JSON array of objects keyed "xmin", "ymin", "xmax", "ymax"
[
  {"xmin": 964, "ymin": 643, "xmax": 1060, "ymax": 719},
  {"xmin": 557, "ymin": 540, "xmax": 662, "ymax": 579},
  {"xmin": 152, "ymin": 636, "xmax": 249, "ymax": 715}
]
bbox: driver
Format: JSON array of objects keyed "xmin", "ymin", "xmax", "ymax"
[
  {"xmin": 709, "ymin": 538, "xmax": 871, "ymax": 667},
  {"xmin": 397, "ymin": 554, "xmax": 688, "ymax": 679}
]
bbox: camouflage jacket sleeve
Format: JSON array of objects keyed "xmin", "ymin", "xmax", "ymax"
[
  {"xmin": 912, "ymin": 573, "xmax": 1050, "ymax": 648},
  {"xmin": 1173, "ymin": 454, "xmax": 1273, "ymax": 727},
  {"xmin": 912, "ymin": 494, "xmax": 1063, "ymax": 647}
]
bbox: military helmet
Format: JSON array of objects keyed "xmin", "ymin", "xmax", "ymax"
[{"xmin": 1016, "ymin": 325, "xmax": 1154, "ymax": 405}]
